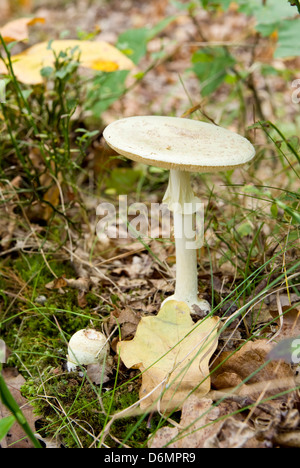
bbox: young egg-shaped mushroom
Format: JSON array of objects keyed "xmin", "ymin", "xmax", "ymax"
[
  {"xmin": 103, "ymin": 116, "xmax": 255, "ymax": 314},
  {"xmin": 66, "ymin": 329, "xmax": 109, "ymax": 372}
]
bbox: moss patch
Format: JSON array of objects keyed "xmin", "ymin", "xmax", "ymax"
[
  {"xmin": 1, "ymin": 252, "xmax": 165, "ymax": 448},
  {"xmin": 21, "ymin": 370, "xmax": 159, "ymax": 448},
  {"xmin": 1, "ymin": 252, "xmax": 110, "ymax": 372}
]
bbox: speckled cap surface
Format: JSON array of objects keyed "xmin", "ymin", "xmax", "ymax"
[{"xmin": 103, "ymin": 116, "xmax": 255, "ymax": 172}]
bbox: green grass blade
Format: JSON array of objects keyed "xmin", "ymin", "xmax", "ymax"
[
  {"xmin": 0, "ymin": 370, "xmax": 42, "ymax": 448},
  {"xmin": 0, "ymin": 414, "xmax": 15, "ymax": 441}
]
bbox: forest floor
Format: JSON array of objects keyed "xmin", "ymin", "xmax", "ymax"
[{"xmin": 0, "ymin": 0, "xmax": 299, "ymax": 449}]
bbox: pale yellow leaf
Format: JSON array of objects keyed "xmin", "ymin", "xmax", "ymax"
[
  {"xmin": 0, "ymin": 17, "xmax": 45, "ymax": 43},
  {"xmin": 0, "ymin": 40, "xmax": 134, "ymax": 85},
  {"xmin": 118, "ymin": 300, "xmax": 219, "ymax": 412}
]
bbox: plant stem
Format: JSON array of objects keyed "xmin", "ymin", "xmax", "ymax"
[{"xmin": 0, "ymin": 367, "xmax": 42, "ymax": 448}]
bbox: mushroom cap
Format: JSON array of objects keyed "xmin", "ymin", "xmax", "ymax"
[
  {"xmin": 103, "ymin": 116, "xmax": 255, "ymax": 172},
  {"xmin": 67, "ymin": 329, "xmax": 109, "ymax": 368}
]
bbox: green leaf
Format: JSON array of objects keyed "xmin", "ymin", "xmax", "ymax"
[
  {"xmin": 288, "ymin": 0, "xmax": 300, "ymax": 14},
  {"xmin": 230, "ymin": 0, "xmax": 298, "ymax": 38},
  {"xmin": 117, "ymin": 17, "xmax": 176, "ymax": 65},
  {"xmin": 236, "ymin": 221, "xmax": 252, "ymax": 238},
  {"xmin": 196, "ymin": 0, "xmax": 232, "ymax": 9},
  {"xmin": 105, "ymin": 168, "xmax": 143, "ymax": 195},
  {"xmin": 191, "ymin": 47, "xmax": 236, "ymax": 96},
  {"xmin": 254, "ymin": 0, "xmax": 295, "ymax": 25},
  {"xmin": 0, "ymin": 80, "xmax": 6, "ymax": 103},
  {"xmin": 40, "ymin": 66, "xmax": 54, "ymax": 78},
  {"xmin": 235, "ymin": 0, "xmax": 296, "ymax": 22},
  {"xmin": 0, "ymin": 414, "xmax": 15, "ymax": 440},
  {"xmin": 117, "ymin": 28, "xmax": 149, "ymax": 64},
  {"xmin": 170, "ymin": 0, "xmax": 197, "ymax": 11},
  {"xmin": 270, "ymin": 202, "xmax": 278, "ymax": 218},
  {"xmin": 275, "ymin": 18, "xmax": 300, "ymax": 58},
  {"xmin": 88, "ymin": 70, "xmax": 129, "ymax": 115},
  {"xmin": 276, "ymin": 199, "xmax": 300, "ymax": 225},
  {"xmin": 214, "ymin": 0, "xmax": 232, "ymax": 9},
  {"xmin": 147, "ymin": 16, "xmax": 177, "ymax": 41}
]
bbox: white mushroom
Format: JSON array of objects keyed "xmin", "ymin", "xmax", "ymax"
[
  {"xmin": 103, "ymin": 116, "xmax": 255, "ymax": 313},
  {"xmin": 66, "ymin": 329, "xmax": 109, "ymax": 372}
]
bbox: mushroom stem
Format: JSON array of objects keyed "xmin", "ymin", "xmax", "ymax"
[
  {"xmin": 173, "ymin": 210, "xmax": 198, "ymax": 302},
  {"xmin": 162, "ymin": 169, "xmax": 210, "ymax": 312}
]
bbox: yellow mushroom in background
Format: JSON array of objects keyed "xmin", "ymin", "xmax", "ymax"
[{"xmin": 0, "ymin": 39, "xmax": 135, "ymax": 85}]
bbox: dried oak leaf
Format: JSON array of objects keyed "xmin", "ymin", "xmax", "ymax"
[
  {"xmin": 149, "ymin": 396, "xmax": 220, "ymax": 448},
  {"xmin": 110, "ymin": 307, "xmax": 141, "ymax": 341},
  {"xmin": 149, "ymin": 395, "xmax": 259, "ymax": 448},
  {"xmin": 86, "ymin": 361, "xmax": 113, "ymax": 385},
  {"xmin": 45, "ymin": 276, "xmax": 67, "ymax": 290},
  {"xmin": 204, "ymin": 417, "xmax": 257, "ymax": 448},
  {"xmin": 211, "ymin": 340, "xmax": 295, "ymax": 399},
  {"xmin": 118, "ymin": 300, "xmax": 219, "ymax": 412},
  {"xmin": 112, "ymin": 254, "xmax": 154, "ymax": 279}
]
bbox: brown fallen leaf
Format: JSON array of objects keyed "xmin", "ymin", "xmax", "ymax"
[
  {"xmin": 149, "ymin": 395, "xmax": 260, "ymax": 448},
  {"xmin": 273, "ymin": 431, "xmax": 300, "ymax": 448},
  {"xmin": 249, "ymin": 395, "xmax": 300, "ymax": 443},
  {"xmin": 111, "ymin": 254, "xmax": 154, "ymax": 279},
  {"xmin": 86, "ymin": 360, "xmax": 113, "ymax": 385},
  {"xmin": 204, "ymin": 416, "xmax": 257, "ymax": 448},
  {"xmin": 77, "ymin": 290, "xmax": 88, "ymax": 309},
  {"xmin": 66, "ymin": 278, "xmax": 92, "ymax": 309},
  {"xmin": 45, "ymin": 276, "xmax": 67, "ymax": 290},
  {"xmin": 46, "ymin": 276, "xmax": 91, "ymax": 308},
  {"xmin": 149, "ymin": 396, "xmax": 220, "ymax": 448},
  {"xmin": 118, "ymin": 300, "xmax": 219, "ymax": 412},
  {"xmin": 148, "ymin": 239, "xmax": 170, "ymax": 263},
  {"xmin": 148, "ymin": 278, "xmax": 173, "ymax": 293},
  {"xmin": 0, "ymin": 176, "xmax": 22, "ymax": 250},
  {"xmin": 65, "ymin": 278, "xmax": 91, "ymax": 292},
  {"xmin": 42, "ymin": 187, "xmax": 60, "ymax": 222},
  {"xmin": 211, "ymin": 340, "xmax": 295, "ymax": 399},
  {"xmin": 109, "ymin": 307, "xmax": 141, "ymax": 341},
  {"xmin": 116, "ymin": 277, "xmax": 149, "ymax": 291}
]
